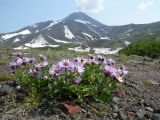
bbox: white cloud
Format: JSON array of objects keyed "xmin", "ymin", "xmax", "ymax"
[
  {"xmin": 137, "ymin": 1, "xmax": 155, "ymax": 12},
  {"xmin": 75, "ymin": 0, "xmax": 105, "ymax": 13}
]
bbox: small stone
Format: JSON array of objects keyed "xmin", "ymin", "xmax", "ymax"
[
  {"xmin": 115, "ymin": 89, "xmax": 125, "ymax": 96},
  {"xmin": 113, "ymin": 105, "xmax": 119, "ymax": 112},
  {"xmin": 112, "ymin": 112, "xmax": 118, "ymax": 118},
  {"xmin": 145, "ymin": 107, "xmax": 154, "ymax": 112},
  {"xmin": 16, "ymin": 85, "xmax": 21, "ymax": 90},
  {"xmin": 59, "ymin": 102, "xmax": 81, "ymax": 115},
  {"xmin": 127, "ymin": 112, "xmax": 135, "ymax": 118},
  {"xmin": 113, "ymin": 97, "xmax": 119, "ymax": 104},
  {"xmin": 151, "ymin": 114, "xmax": 160, "ymax": 120},
  {"xmin": 0, "ymin": 84, "xmax": 11, "ymax": 96},
  {"xmin": 118, "ymin": 111, "xmax": 127, "ymax": 120},
  {"xmin": 136, "ymin": 109, "xmax": 146, "ymax": 119},
  {"xmin": 81, "ymin": 108, "xmax": 86, "ymax": 113}
]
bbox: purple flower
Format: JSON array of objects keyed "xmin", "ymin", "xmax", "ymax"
[
  {"xmin": 49, "ymin": 65, "xmax": 62, "ymax": 76},
  {"xmin": 111, "ymin": 72, "xmax": 124, "ymax": 83},
  {"xmin": 22, "ymin": 57, "xmax": 31, "ymax": 65},
  {"xmin": 73, "ymin": 76, "xmax": 82, "ymax": 84},
  {"xmin": 15, "ymin": 57, "xmax": 23, "ymax": 66},
  {"xmin": 117, "ymin": 67, "xmax": 128, "ymax": 77},
  {"xmin": 106, "ymin": 59, "xmax": 115, "ymax": 67},
  {"xmin": 121, "ymin": 70, "xmax": 128, "ymax": 76},
  {"xmin": 29, "ymin": 69, "xmax": 41, "ymax": 78},
  {"xmin": 97, "ymin": 55, "xmax": 105, "ymax": 63},
  {"xmin": 89, "ymin": 54, "xmax": 95, "ymax": 60},
  {"xmin": 70, "ymin": 63, "xmax": 84, "ymax": 74},
  {"xmin": 120, "ymin": 65, "xmax": 126, "ymax": 70},
  {"xmin": 104, "ymin": 65, "xmax": 116, "ymax": 76},
  {"xmin": 58, "ymin": 59, "xmax": 71, "ymax": 70},
  {"xmin": 35, "ymin": 61, "xmax": 48, "ymax": 71},
  {"xmin": 74, "ymin": 57, "xmax": 87, "ymax": 65},
  {"xmin": 9, "ymin": 62, "xmax": 17, "ymax": 70},
  {"xmin": 86, "ymin": 58, "xmax": 99, "ymax": 65}
]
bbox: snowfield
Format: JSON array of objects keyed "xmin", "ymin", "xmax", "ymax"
[
  {"xmin": 100, "ymin": 36, "xmax": 110, "ymax": 40},
  {"xmin": 13, "ymin": 38, "xmax": 20, "ymax": 43},
  {"xmin": 14, "ymin": 46, "xmax": 29, "ymax": 50},
  {"xmin": 64, "ymin": 25, "xmax": 75, "ymax": 39},
  {"xmin": 93, "ymin": 48, "xmax": 123, "ymax": 54},
  {"xmin": 2, "ymin": 30, "xmax": 31, "ymax": 40},
  {"xmin": 68, "ymin": 46, "xmax": 90, "ymax": 52},
  {"xmin": 82, "ymin": 32, "xmax": 94, "ymax": 41},
  {"xmin": 124, "ymin": 41, "xmax": 131, "ymax": 45},
  {"xmin": 74, "ymin": 19, "xmax": 91, "ymax": 24},
  {"xmin": 25, "ymin": 35, "xmax": 59, "ymax": 48},
  {"xmin": 48, "ymin": 36, "xmax": 71, "ymax": 43}
]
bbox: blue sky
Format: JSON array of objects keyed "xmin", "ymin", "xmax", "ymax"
[{"xmin": 0, "ymin": 0, "xmax": 160, "ymax": 33}]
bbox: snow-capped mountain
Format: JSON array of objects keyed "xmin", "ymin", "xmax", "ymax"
[{"xmin": 0, "ymin": 12, "xmax": 160, "ymax": 49}]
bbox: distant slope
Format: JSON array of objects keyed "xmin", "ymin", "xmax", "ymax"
[{"xmin": 0, "ymin": 12, "xmax": 160, "ymax": 49}]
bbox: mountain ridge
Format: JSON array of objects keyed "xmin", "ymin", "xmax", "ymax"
[{"xmin": 0, "ymin": 12, "xmax": 160, "ymax": 49}]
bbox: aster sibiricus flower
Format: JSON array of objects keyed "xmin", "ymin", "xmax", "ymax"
[
  {"xmin": 70, "ymin": 63, "xmax": 84, "ymax": 74},
  {"xmin": 58, "ymin": 59, "xmax": 71, "ymax": 70},
  {"xmin": 49, "ymin": 64, "xmax": 62, "ymax": 76},
  {"xmin": 29, "ymin": 69, "xmax": 41, "ymax": 78},
  {"xmin": 111, "ymin": 71, "xmax": 124, "ymax": 82},
  {"xmin": 35, "ymin": 61, "xmax": 48, "ymax": 71},
  {"xmin": 106, "ymin": 59, "xmax": 115, "ymax": 67},
  {"xmin": 73, "ymin": 76, "xmax": 82, "ymax": 84},
  {"xmin": 16, "ymin": 57, "xmax": 23, "ymax": 66},
  {"xmin": 104, "ymin": 65, "xmax": 116, "ymax": 76},
  {"xmin": 9, "ymin": 62, "xmax": 17, "ymax": 71}
]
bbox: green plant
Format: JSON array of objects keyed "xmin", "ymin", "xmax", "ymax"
[
  {"xmin": 119, "ymin": 39, "xmax": 160, "ymax": 59},
  {"xmin": 9, "ymin": 53, "xmax": 128, "ymax": 108}
]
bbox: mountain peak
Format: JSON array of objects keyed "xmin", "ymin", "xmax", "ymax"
[
  {"xmin": 63, "ymin": 12, "xmax": 105, "ymax": 27},
  {"xmin": 63, "ymin": 12, "xmax": 90, "ymax": 21}
]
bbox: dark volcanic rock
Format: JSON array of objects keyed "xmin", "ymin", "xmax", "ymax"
[{"xmin": 0, "ymin": 84, "xmax": 11, "ymax": 96}]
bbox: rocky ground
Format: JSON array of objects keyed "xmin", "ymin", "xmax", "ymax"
[{"xmin": 0, "ymin": 54, "xmax": 160, "ymax": 120}]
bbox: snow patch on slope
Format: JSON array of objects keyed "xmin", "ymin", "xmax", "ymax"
[
  {"xmin": 68, "ymin": 46, "xmax": 90, "ymax": 52},
  {"xmin": 25, "ymin": 35, "xmax": 59, "ymax": 48},
  {"xmin": 93, "ymin": 48, "xmax": 122, "ymax": 54},
  {"xmin": 82, "ymin": 32, "xmax": 94, "ymax": 41},
  {"xmin": 64, "ymin": 25, "xmax": 75, "ymax": 39},
  {"xmin": 14, "ymin": 46, "xmax": 29, "ymax": 50},
  {"xmin": 42, "ymin": 21, "xmax": 59, "ymax": 30},
  {"xmin": 125, "ymin": 28, "xmax": 133, "ymax": 33},
  {"xmin": 13, "ymin": 38, "xmax": 20, "ymax": 43},
  {"xmin": 74, "ymin": 19, "xmax": 91, "ymax": 24},
  {"xmin": 100, "ymin": 36, "xmax": 110, "ymax": 40},
  {"xmin": 2, "ymin": 30, "xmax": 31, "ymax": 40},
  {"xmin": 124, "ymin": 41, "xmax": 131, "ymax": 45},
  {"xmin": 48, "ymin": 36, "xmax": 71, "ymax": 43}
]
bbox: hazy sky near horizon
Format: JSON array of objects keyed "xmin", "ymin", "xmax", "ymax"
[{"xmin": 0, "ymin": 0, "xmax": 160, "ymax": 33}]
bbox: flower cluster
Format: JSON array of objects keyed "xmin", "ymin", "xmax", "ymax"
[
  {"xmin": 29, "ymin": 55, "xmax": 48, "ymax": 77},
  {"xmin": 104, "ymin": 60, "xmax": 128, "ymax": 82},
  {"xmin": 9, "ymin": 52, "xmax": 35, "ymax": 72},
  {"xmin": 48, "ymin": 55, "xmax": 128, "ymax": 83},
  {"xmin": 8, "ymin": 52, "xmax": 128, "ymax": 103}
]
